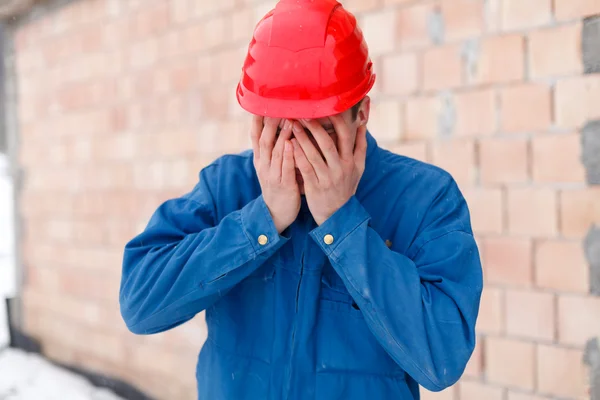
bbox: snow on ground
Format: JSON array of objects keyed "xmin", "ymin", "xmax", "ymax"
[{"xmin": 0, "ymin": 348, "xmax": 125, "ymax": 400}]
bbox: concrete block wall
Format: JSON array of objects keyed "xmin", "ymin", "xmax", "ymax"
[{"xmin": 6, "ymin": 0, "xmax": 600, "ymax": 399}]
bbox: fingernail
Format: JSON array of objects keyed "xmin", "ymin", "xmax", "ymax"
[
  {"xmin": 284, "ymin": 120, "xmax": 291, "ymax": 131},
  {"xmin": 292, "ymin": 122, "xmax": 301, "ymax": 132}
]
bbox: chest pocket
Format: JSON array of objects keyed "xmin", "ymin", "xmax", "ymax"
[
  {"xmin": 315, "ymin": 241, "xmax": 406, "ymax": 378},
  {"xmin": 319, "ymin": 261, "xmax": 363, "ymax": 317},
  {"xmin": 206, "ymin": 257, "xmax": 278, "ymax": 364}
]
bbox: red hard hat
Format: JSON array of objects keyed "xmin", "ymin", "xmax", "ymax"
[{"xmin": 236, "ymin": 0, "xmax": 376, "ymax": 119}]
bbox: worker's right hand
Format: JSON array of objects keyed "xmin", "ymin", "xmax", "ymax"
[{"xmin": 251, "ymin": 116, "xmax": 301, "ymax": 234}]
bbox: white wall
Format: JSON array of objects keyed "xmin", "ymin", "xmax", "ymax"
[{"xmin": 0, "ymin": 153, "xmax": 15, "ymax": 348}]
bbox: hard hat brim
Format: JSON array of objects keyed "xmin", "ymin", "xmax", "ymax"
[{"xmin": 236, "ymin": 73, "xmax": 376, "ymax": 120}]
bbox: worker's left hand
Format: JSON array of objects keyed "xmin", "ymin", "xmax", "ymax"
[{"xmin": 291, "ymin": 116, "xmax": 367, "ymax": 225}]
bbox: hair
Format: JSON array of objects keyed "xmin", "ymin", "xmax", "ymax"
[{"xmin": 350, "ymin": 98, "xmax": 364, "ymax": 121}]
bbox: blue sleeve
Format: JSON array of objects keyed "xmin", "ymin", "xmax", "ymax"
[
  {"xmin": 119, "ymin": 165, "xmax": 288, "ymax": 335},
  {"xmin": 309, "ymin": 180, "xmax": 483, "ymax": 392}
]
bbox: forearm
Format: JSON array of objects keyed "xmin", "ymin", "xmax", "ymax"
[
  {"xmin": 120, "ymin": 194, "xmax": 288, "ymax": 334},
  {"xmin": 310, "ymin": 196, "xmax": 482, "ymax": 391}
]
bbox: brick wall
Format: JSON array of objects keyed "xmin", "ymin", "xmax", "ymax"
[{"xmin": 7, "ymin": 0, "xmax": 600, "ymax": 399}]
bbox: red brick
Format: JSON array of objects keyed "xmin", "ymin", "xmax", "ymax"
[
  {"xmin": 25, "ymin": 266, "xmax": 61, "ymax": 295},
  {"xmin": 396, "ymin": 2, "xmax": 435, "ymax": 50},
  {"xmin": 200, "ymin": 87, "xmax": 231, "ymax": 120},
  {"xmin": 59, "ymin": 268, "xmax": 116, "ymax": 303},
  {"xmin": 462, "ymin": 189, "xmax": 504, "ymax": 234},
  {"xmin": 215, "ymin": 47, "xmax": 245, "ymax": 84},
  {"xmin": 501, "ymin": 0, "xmax": 552, "ymax": 30},
  {"xmin": 103, "ymin": 18, "xmax": 127, "ymax": 49},
  {"xmin": 130, "ymin": 0, "xmax": 170, "ymax": 40},
  {"xmin": 536, "ymin": 240, "xmax": 589, "ymax": 293},
  {"xmin": 476, "ymin": 287, "xmax": 504, "ymax": 334},
  {"xmin": 464, "ymin": 336, "xmax": 484, "ymax": 378},
  {"xmin": 555, "ymin": 0, "xmax": 600, "ymax": 20},
  {"xmin": 251, "ymin": 1, "xmax": 277, "ymax": 24},
  {"xmin": 130, "ymin": 343, "xmax": 181, "ymax": 377},
  {"xmin": 197, "ymin": 55, "xmax": 216, "ymax": 87},
  {"xmin": 71, "ymin": 354, "xmax": 131, "ymax": 386},
  {"xmin": 528, "ymin": 23, "xmax": 583, "ymax": 79},
  {"xmin": 381, "ymin": 53, "xmax": 419, "ymax": 95},
  {"xmin": 129, "ymin": 370, "xmax": 188, "ymax": 400},
  {"xmin": 160, "ymin": 315, "xmax": 208, "ymax": 352},
  {"xmin": 368, "ymin": 100, "xmax": 403, "ymax": 143},
  {"xmin": 105, "ymin": 219, "xmax": 137, "ymax": 247},
  {"xmin": 343, "ymin": 0, "xmax": 381, "ymax": 13},
  {"xmin": 221, "ymin": 118, "xmax": 256, "ymax": 153},
  {"xmin": 389, "ymin": 142, "xmax": 429, "ymax": 163},
  {"xmin": 560, "ymin": 188, "xmax": 600, "ymax": 238},
  {"xmin": 79, "ymin": 23, "xmax": 105, "ymax": 53},
  {"xmin": 128, "ymin": 39, "xmax": 159, "ymax": 70},
  {"xmin": 532, "ymin": 133, "xmax": 586, "ymax": 183},
  {"xmin": 440, "ymin": 0, "xmax": 484, "ymax": 41},
  {"xmin": 480, "ymin": 138, "xmax": 529, "ymax": 185},
  {"xmin": 108, "ymin": 106, "xmax": 128, "ymax": 133},
  {"xmin": 420, "ymin": 387, "xmax": 456, "ymax": 400},
  {"xmin": 383, "ymin": 0, "xmax": 414, "ymax": 5},
  {"xmin": 71, "ymin": 220, "xmax": 106, "ymax": 246},
  {"xmin": 558, "ymin": 295, "xmax": 600, "ymax": 346},
  {"xmin": 537, "ymin": 345, "xmax": 588, "ymax": 398},
  {"xmin": 555, "ymin": 75, "xmax": 600, "ymax": 129},
  {"xmin": 508, "ymin": 188, "xmax": 558, "ymax": 236},
  {"xmin": 361, "ymin": 9, "xmax": 396, "ymax": 55},
  {"xmin": 459, "ymin": 380, "xmax": 503, "ymax": 400},
  {"xmin": 471, "ymin": 35, "xmax": 525, "ymax": 85},
  {"xmin": 431, "ymin": 139, "xmax": 477, "ymax": 187},
  {"xmin": 205, "ymin": 15, "xmax": 231, "ymax": 49},
  {"xmin": 57, "ymin": 82, "xmax": 93, "ymax": 111},
  {"xmin": 500, "ymin": 84, "xmax": 552, "ymax": 133},
  {"xmin": 506, "ymin": 289, "xmax": 555, "ymax": 340},
  {"xmin": 170, "ymin": 0, "xmax": 192, "ymax": 24},
  {"xmin": 191, "ymin": 0, "xmax": 236, "ymax": 18},
  {"xmin": 482, "ymin": 237, "xmax": 533, "ymax": 287},
  {"xmin": 405, "ymin": 96, "xmax": 438, "ymax": 140},
  {"xmin": 14, "ymin": 26, "xmax": 32, "ymax": 52},
  {"xmin": 507, "ymin": 393, "xmax": 550, "ymax": 400},
  {"xmin": 81, "ymin": 330, "xmax": 129, "ymax": 366},
  {"xmin": 168, "ymin": 59, "xmax": 199, "ymax": 92},
  {"xmin": 43, "ymin": 339, "xmax": 78, "ymax": 367},
  {"xmin": 230, "ymin": 8, "xmax": 256, "ymax": 43},
  {"xmin": 179, "ymin": 24, "xmax": 210, "ymax": 54},
  {"xmin": 156, "ymin": 30, "xmax": 186, "ymax": 60},
  {"xmin": 485, "ymin": 0, "xmax": 502, "ymax": 33},
  {"xmin": 42, "ymin": 34, "xmax": 82, "ymax": 68},
  {"xmin": 423, "ymin": 44, "xmax": 462, "ymax": 91},
  {"xmin": 454, "ymin": 88, "xmax": 497, "ymax": 136},
  {"xmin": 165, "ymin": 97, "xmax": 190, "ymax": 127},
  {"xmin": 486, "ymin": 337, "xmax": 535, "ymax": 390}
]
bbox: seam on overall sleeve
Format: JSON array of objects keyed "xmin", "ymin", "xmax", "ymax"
[
  {"xmin": 412, "ymin": 229, "xmax": 473, "ymax": 260},
  {"xmin": 329, "ymin": 226, "xmax": 466, "ymax": 390}
]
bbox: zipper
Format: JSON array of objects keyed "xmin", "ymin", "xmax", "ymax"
[
  {"xmin": 285, "ymin": 247, "xmax": 305, "ymax": 399},
  {"xmin": 294, "ymin": 252, "xmax": 305, "ymax": 313}
]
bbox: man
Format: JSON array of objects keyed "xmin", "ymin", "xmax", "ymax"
[{"xmin": 119, "ymin": 0, "xmax": 483, "ymax": 399}]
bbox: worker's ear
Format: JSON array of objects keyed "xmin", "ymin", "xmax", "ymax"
[{"xmin": 356, "ymin": 96, "xmax": 370, "ymax": 126}]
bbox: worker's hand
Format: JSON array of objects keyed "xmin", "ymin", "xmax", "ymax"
[
  {"xmin": 251, "ymin": 116, "xmax": 301, "ymax": 234},
  {"xmin": 291, "ymin": 116, "xmax": 367, "ymax": 226}
]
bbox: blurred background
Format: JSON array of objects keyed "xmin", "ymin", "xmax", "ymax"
[{"xmin": 0, "ymin": 0, "xmax": 598, "ymax": 399}]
